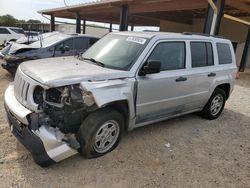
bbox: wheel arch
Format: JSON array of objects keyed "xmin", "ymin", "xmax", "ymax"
[
  {"xmin": 215, "ymin": 83, "xmax": 231, "ymax": 100},
  {"xmin": 102, "ymin": 100, "xmax": 130, "ymax": 131}
]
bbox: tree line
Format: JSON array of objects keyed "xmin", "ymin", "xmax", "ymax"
[{"xmin": 0, "ymin": 14, "xmax": 42, "ymax": 26}]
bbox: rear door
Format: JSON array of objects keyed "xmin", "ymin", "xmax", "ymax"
[{"xmin": 185, "ymin": 41, "xmax": 217, "ymax": 109}]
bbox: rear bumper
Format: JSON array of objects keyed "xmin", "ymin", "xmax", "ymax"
[{"xmin": 4, "ymin": 84, "xmax": 78, "ymax": 167}]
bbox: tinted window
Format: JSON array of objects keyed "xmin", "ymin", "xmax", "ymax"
[
  {"xmin": 148, "ymin": 42, "xmax": 185, "ymax": 71},
  {"xmin": 89, "ymin": 38, "xmax": 99, "ymax": 47},
  {"xmin": 73, "ymin": 38, "xmax": 88, "ymax": 50},
  {"xmin": 191, "ymin": 42, "xmax": 214, "ymax": 67},
  {"xmin": 55, "ymin": 39, "xmax": 74, "ymax": 51},
  {"xmin": 0, "ymin": 28, "xmax": 10, "ymax": 34},
  {"xmin": 217, "ymin": 43, "xmax": 232, "ymax": 64}
]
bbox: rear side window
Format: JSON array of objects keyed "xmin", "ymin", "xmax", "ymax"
[
  {"xmin": 73, "ymin": 37, "xmax": 88, "ymax": 50},
  {"xmin": 0, "ymin": 28, "xmax": 10, "ymax": 34},
  {"xmin": 148, "ymin": 42, "xmax": 186, "ymax": 71},
  {"xmin": 217, "ymin": 43, "xmax": 232, "ymax": 64},
  {"xmin": 89, "ymin": 38, "xmax": 99, "ymax": 47},
  {"xmin": 191, "ymin": 42, "xmax": 214, "ymax": 68}
]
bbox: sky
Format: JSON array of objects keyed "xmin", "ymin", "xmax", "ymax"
[
  {"xmin": 0, "ymin": 0, "xmax": 159, "ymax": 31},
  {"xmin": 0, "ymin": 0, "xmax": 93, "ymax": 22}
]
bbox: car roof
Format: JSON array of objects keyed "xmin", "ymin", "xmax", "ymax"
[
  {"xmin": 0, "ymin": 26, "xmax": 23, "ymax": 29},
  {"xmin": 113, "ymin": 31, "xmax": 231, "ymax": 43},
  {"xmin": 64, "ymin": 33, "xmax": 100, "ymax": 39}
]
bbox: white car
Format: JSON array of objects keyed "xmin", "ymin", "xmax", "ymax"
[{"xmin": 0, "ymin": 27, "xmax": 25, "ymax": 45}]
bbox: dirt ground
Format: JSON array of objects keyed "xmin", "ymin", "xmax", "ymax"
[{"xmin": 0, "ymin": 62, "xmax": 249, "ymax": 188}]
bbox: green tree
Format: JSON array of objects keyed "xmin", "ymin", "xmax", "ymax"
[
  {"xmin": 0, "ymin": 14, "xmax": 17, "ymax": 26},
  {"xmin": 27, "ymin": 19, "xmax": 41, "ymax": 24}
]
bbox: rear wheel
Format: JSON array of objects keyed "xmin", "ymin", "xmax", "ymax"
[
  {"xmin": 77, "ymin": 108, "xmax": 124, "ymax": 158},
  {"xmin": 201, "ymin": 88, "xmax": 226, "ymax": 120}
]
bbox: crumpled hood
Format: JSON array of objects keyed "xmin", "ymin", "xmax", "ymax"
[
  {"xmin": 3, "ymin": 42, "xmax": 39, "ymax": 55},
  {"xmin": 20, "ymin": 56, "xmax": 130, "ymax": 87}
]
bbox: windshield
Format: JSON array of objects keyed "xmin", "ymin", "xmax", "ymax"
[
  {"xmin": 82, "ymin": 34, "xmax": 149, "ymax": 70},
  {"xmin": 30, "ymin": 34, "xmax": 69, "ymax": 48},
  {"xmin": 10, "ymin": 28, "xmax": 24, "ymax": 34}
]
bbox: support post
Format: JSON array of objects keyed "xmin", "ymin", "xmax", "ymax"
[
  {"xmin": 109, "ymin": 23, "xmax": 113, "ymax": 32},
  {"xmin": 131, "ymin": 25, "xmax": 134, "ymax": 31},
  {"xmin": 214, "ymin": 0, "xmax": 225, "ymax": 35},
  {"xmin": 239, "ymin": 27, "xmax": 250, "ymax": 72},
  {"xmin": 203, "ymin": 0, "xmax": 225, "ymax": 35},
  {"xmin": 82, "ymin": 19, "xmax": 86, "ymax": 34},
  {"xmin": 50, "ymin": 15, "xmax": 55, "ymax": 32},
  {"xmin": 119, "ymin": 4, "xmax": 128, "ymax": 31},
  {"xmin": 76, "ymin": 13, "xmax": 81, "ymax": 34}
]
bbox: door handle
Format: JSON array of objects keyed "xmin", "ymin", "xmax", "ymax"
[
  {"xmin": 208, "ymin": 72, "xmax": 216, "ymax": 77},
  {"xmin": 176, "ymin": 77, "xmax": 187, "ymax": 82}
]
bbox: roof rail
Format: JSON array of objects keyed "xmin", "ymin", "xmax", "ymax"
[{"xmin": 182, "ymin": 32, "xmax": 224, "ymax": 39}]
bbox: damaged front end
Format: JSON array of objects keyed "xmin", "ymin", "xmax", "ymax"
[
  {"xmin": 33, "ymin": 84, "xmax": 97, "ymax": 134},
  {"xmin": 2, "ymin": 54, "xmax": 35, "ymax": 74},
  {"xmin": 5, "ymin": 77, "xmax": 98, "ymax": 166}
]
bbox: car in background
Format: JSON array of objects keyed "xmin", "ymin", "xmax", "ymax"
[
  {"xmin": 0, "ymin": 27, "xmax": 25, "ymax": 45},
  {"xmin": 1, "ymin": 33, "xmax": 99, "ymax": 74},
  {"xmin": 15, "ymin": 31, "xmax": 59, "ymax": 44},
  {"xmin": 15, "ymin": 31, "xmax": 39, "ymax": 44}
]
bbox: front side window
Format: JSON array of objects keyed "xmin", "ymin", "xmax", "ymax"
[
  {"xmin": 217, "ymin": 43, "xmax": 232, "ymax": 64},
  {"xmin": 148, "ymin": 42, "xmax": 186, "ymax": 71},
  {"xmin": 191, "ymin": 42, "xmax": 214, "ymax": 68},
  {"xmin": 82, "ymin": 34, "xmax": 149, "ymax": 70},
  {"xmin": 0, "ymin": 28, "xmax": 10, "ymax": 34},
  {"xmin": 55, "ymin": 39, "xmax": 74, "ymax": 51}
]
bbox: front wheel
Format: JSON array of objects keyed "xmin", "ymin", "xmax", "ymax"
[
  {"xmin": 77, "ymin": 108, "xmax": 124, "ymax": 158},
  {"xmin": 201, "ymin": 88, "xmax": 226, "ymax": 120}
]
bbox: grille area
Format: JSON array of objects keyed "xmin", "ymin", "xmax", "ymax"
[
  {"xmin": 13, "ymin": 67, "xmax": 40, "ymax": 112},
  {"xmin": 14, "ymin": 72, "xmax": 30, "ymax": 103}
]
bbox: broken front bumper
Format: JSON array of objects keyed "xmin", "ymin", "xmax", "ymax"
[{"xmin": 4, "ymin": 84, "xmax": 78, "ymax": 167}]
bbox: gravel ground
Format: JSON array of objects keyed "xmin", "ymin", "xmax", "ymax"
[{"xmin": 0, "ymin": 63, "xmax": 249, "ymax": 188}]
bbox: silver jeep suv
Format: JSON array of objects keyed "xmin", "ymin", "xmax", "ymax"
[{"xmin": 4, "ymin": 32, "xmax": 237, "ymax": 166}]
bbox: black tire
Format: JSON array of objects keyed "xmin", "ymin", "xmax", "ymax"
[
  {"xmin": 201, "ymin": 88, "xmax": 226, "ymax": 120},
  {"xmin": 77, "ymin": 108, "xmax": 124, "ymax": 158}
]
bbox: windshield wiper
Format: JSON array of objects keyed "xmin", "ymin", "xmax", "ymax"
[{"xmin": 83, "ymin": 57, "xmax": 105, "ymax": 67}]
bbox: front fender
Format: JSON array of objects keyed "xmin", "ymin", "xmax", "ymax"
[{"xmin": 80, "ymin": 78, "xmax": 136, "ymax": 119}]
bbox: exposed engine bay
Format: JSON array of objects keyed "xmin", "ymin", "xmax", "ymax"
[{"xmin": 31, "ymin": 84, "xmax": 97, "ymax": 135}]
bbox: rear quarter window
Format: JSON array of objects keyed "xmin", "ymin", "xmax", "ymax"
[{"xmin": 216, "ymin": 43, "xmax": 232, "ymax": 64}]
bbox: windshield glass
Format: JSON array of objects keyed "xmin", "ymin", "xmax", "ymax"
[
  {"xmin": 30, "ymin": 34, "xmax": 69, "ymax": 48},
  {"xmin": 10, "ymin": 28, "xmax": 24, "ymax": 34},
  {"xmin": 82, "ymin": 34, "xmax": 149, "ymax": 70}
]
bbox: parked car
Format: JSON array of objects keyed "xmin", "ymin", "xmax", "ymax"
[
  {"xmin": 4, "ymin": 32, "xmax": 237, "ymax": 167},
  {"xmin": 1, "ymin": 32, "xmax": 99, "ymax": 73},
  {"xmin": 15, "ymin": 31, "xmax": 60, "ymax": 45},
  {"xmin": 15, "ymin": 31, "xmax": 39, "ymax": 44},
  {"xmin": 0, "ymin": 27, "xmax": 25, "ymax": 45}
]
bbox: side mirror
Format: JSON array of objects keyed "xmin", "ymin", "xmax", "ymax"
[{"xmin": 140, "ymin": 60, "xmax": 161, "ymax": 76}]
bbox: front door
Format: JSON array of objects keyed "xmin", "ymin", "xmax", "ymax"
[{"xmin": 136, "ymin": 41, "xmax": 193, "ymax": 124}]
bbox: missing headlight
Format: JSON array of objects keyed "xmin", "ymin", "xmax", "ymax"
[{"xmin": 33, "ymin": 86, "xmax": 44, "ymax": 106}]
